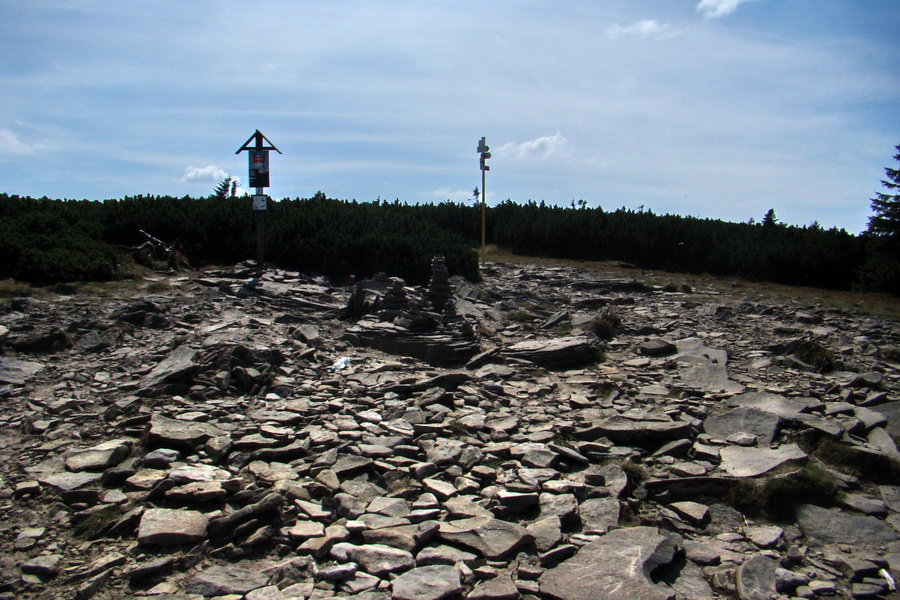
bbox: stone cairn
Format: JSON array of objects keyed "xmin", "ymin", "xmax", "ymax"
[
  {"xmin": 376, "ymin": 277, "xmax": 409, "ymax": 322},
  {"xmin": 426, "ymin": 255, "xmax": 452, "ymax": 314}
]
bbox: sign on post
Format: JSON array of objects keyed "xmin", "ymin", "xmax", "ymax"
[{"xmin": 248, "ymin": 151, "xmax": 270, "ymax": 188}]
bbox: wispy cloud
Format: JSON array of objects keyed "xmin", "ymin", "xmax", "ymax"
[
  {"xmin": 182, "ymin": 165, "xmax": 227, "ymax": 184},
  {"xmin": 697, "ymin": 0, "xmax": 759, "ymax": 20},
  {"xmin": 0, "ymin": 128, "xmax": 40, "ymax": 155},
  {"xmin": 494, "ymin": 132, "xmax": 568, "ymax": 161},
  {"xmin": 432, "ymin": 187, "xmax": 475, "ymax": 203},
  {"xmin": 606, "ymin": 20, "xmax": 674, "ymax": 39}
]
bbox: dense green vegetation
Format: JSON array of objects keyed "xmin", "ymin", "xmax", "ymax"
[
  {"xmin": 1, "ymin": 152, "xmax": 898, "ymax": 294},
  {"xmin": 0, "ymin": 192, "xmax": 480, "ymax": 285}
]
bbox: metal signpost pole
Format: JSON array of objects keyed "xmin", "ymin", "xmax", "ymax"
[
  {"xmin": 236, "ymin": 130, "xmax": 282, "ymax": 273},
  {"xmin": 477, "ymin": 137, "xmax": 491, "ymax": 264}
]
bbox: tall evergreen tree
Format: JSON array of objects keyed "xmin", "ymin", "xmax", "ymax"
[
  {"xmin": 213, "ymin": 177, "xmax": 236, "ymax": 200},
  {"xmin": 859, "ymin": 144, "xmax": 900, "ymax": 295},
  {"xmin": 868, "ymin": 144, "xmax": 900, "ymax": 236}
]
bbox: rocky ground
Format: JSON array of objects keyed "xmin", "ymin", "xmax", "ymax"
[{"xmin": 1, "ymin": 259, "xmax": 899, "ymax": 600}]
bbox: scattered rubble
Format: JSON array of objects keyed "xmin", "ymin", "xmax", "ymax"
[{"xmin": 0, "ymin": 259, "xmax": 899, "ymax": 599}]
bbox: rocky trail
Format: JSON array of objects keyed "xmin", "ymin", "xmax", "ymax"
[{"xmin": 1, "ymin": 258, "xmax": 899, "ymax": 600}]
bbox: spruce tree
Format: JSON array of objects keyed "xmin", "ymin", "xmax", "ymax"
[
  {"xmin": 860, "ymin": 144, "xmax": 900, "ymax": 294},
  {"xmin": 868, "ymin": 144, "xmax": 900, "ymax": 236}
]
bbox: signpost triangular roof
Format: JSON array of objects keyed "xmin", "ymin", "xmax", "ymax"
[{"xmin": 236, "ymin": 130, "xmax": 282, "ymax": 154}]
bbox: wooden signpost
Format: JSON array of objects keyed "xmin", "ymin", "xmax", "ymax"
[{"xmin": 236, "ymin": 130, "xmax": 282, "ymax": 271}]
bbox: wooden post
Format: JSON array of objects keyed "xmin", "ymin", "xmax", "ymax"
[{"xmin": 236, "ymin": 130, "xmax": 282, "ymax": 274}]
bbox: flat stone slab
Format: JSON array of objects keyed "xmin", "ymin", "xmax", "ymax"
[
  {"xmin": 579, "ymin": 497, "xmax": 620, "ymax": 534},
  {"xmin": 718, "ymin": 444, "xmax": 806, "ymax": 478},
  {"xmin": 38, "ymin": 471, "xmax": 103, "ymax": 492},
  {"xmin": 147, "ymin": 414, "xmax": 225, "ymax": 450},
  {"xmin": 539, "ymin": 526, "xmax": 677, "ymax": 600},
  {"xmin": 184, "ymin": 564, "xmax": 271, "ymax": 596},
  {"xmin": 576, "ymin": 416, "xmax": 693, "ymax": 445},
  {"xmin": 703, "ymin": 407, "xmax": 780, "ymax": 446},
  {"xmin": 796, "ymin": 504, "xmax": 900, "ymax": 547},
  {"xmin": 343, "ymin": 320, "xmax": 480, "ymax": 367},
  {"xmin": 675, "ymin": 337, "xmax": 728, "ymax": 364},
  {"xmin": 437, "ymin": 516, "xmax": 530, "ymax": 559},
  {"xmin": 65, "ymin": 439, "xmax": 131, "ymax": 472},
  {"xmin": 726, "ymin": 391, "xmax": 820, "ymax": 420},
  {"xmin": 332, "ymin": 543, "xmax": 414, "ymax": 577},
  {"xmin": 639, "ymin": 337, "xmax": 677, "ymax": 357},
  {"xmin": 138, "ymin": 508, "xmax": 208, "ymax": 546},
  {"xmin": 503, "ymin": 335, "xmax": 602, "ymax": 369},
  {"xmin": 0, "ymin": 357, "xmax": 43, "ymax": 384},
  {"xmin": 391, "ymin": 564, "xmax": 463, "ymax": 600},
  {"xmin": 680, "ymin": 362, "xmax": 744, "ymax": 394},
  {"xmin": 141, "ymin": 344, "xmax": 199, "ymax": 388}
]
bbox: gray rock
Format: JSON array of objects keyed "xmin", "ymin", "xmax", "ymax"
[
  {"xmin": 331, "ymin": 542, "xmax": 414, "ymax": 577},
  {"xmin": 184, "ymin": 564, "xmax": 271, "ymax": 596},
  {"xmin": 703, "ymin": 407, "xmax": 780, "ymax": 446},
  {"xmin": 668, "ymin": 501, "xmax": 709, "ymax": 526},
  {"xmin": 37, "ymin": 470, "xmax": 103, "ymax": 492},
  {"xmin": 539, "ymin": 493, "xmax": 578, "ymax": 527},
  {"xmin": 680, "ymin": 362, "xmax": 744, "ymax": 394},
  {"xmin": 744, "ymin": 525, "xmax": 783, "ymax": 548},
  {"xmin": 0, "ymin": 357, "xmax": 43, "ymax": 384},
  {"xmin": 871, "ymin": 402, "xmax": 900, "ymax": 443},
  {"xmin": 65, "ymin": 439, "xmax": 131, "ymax": 472},
  {"xmin": 415, "ymin": 544, "xmax": 478, "ymax": 566},
  {"xmin": 21, "ymin": 553, "xmax": 62, "ymax": 577},
  {"xmin": 736, "ymin": 555, "xmax": 778, "ymax": 600},
  {"xmin": 796, "ymin": 504, "xmax": 900, "ymax": 546},
  {"xmin": 438, "ymin": 516, "xmax": 531, "ymax": 559},
  {"xmin": 848, "ymin": 372, "xmax": 883, "ymax": 388},
  {"xmin": 147, "ymin": 414, "xmax": 225, "ymax": 450},
  {"xmin": 578, "ymin": 497, "xmax": 620, "ymax": 534},
  {"xmin": 141, "ymin": 344, "xmax": 199, "ymax": 388},
  {"xmin": 539, "ymin": 526, "xmax": 677, "ymax": 600},
  {"xmin": 503, "ymin": 335, "xmax": 602, "ymax": 369},
  {"xmin": 527, "ymin": 515, "xmax": 563, "ymax": 552},
  {"xmin": 675, "ymin": 337, "xmax": 728, "ymax": 363},
  {"xmin": 467, "ymin": 573, "xmax": 519, "ymax": 600},
  {"xmin": 137, "ymin": 508, "xmax": 208, "ymax": 546},
  {"xmin": 575, "ymin": 415, "xmax": 693, "ymax": 445},
  {"xmin": 727, "ymin": 391, "xmax": 819, "ymax": 419},
  {"xmin": 343, "ymin": 320, "xmax": 479, "ymax": 367},
  {"xmin": 391, "ymin": 564, "xmax": 463, "ymax": 600},
  {"xmin": 718, "ymin": 444, "xmax": 806, "ymax": 477},
  {"xmin": 639, "ymin": 337, "xmax": 677, "ymax": 357}
]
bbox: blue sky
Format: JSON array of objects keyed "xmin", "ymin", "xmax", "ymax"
[{"xmin": 1, "ymin": 0, "xmax": 898, "ymax": 233}]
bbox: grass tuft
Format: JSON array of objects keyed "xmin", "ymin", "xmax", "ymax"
[{"xmin": 728, "ymin": 462, "xmax": 838, "ymax": 521}]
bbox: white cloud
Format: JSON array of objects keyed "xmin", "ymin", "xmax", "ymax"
[
  {"xmin": 432, "ymin": 187, "xmax": 476, "ymax": 202},
  {"xmin": 494, "ymin": 132, "xmax": 568, "ymax": 161},
  {"xmin": 182, "ymin": 165, "xmax": 227, "ymax": 183},
  {"xmin": 696, "ymin": 0, "xmax": 759, "ymax": 20},
  {"xmin": 0, "ymin": 128, "xmax": 39, "ymax": 155},
  {"xmin": 606, "ymin": 20, "xmax": 674, "ymax": 39}
]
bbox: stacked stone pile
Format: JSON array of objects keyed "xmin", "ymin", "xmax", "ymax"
[{"xmin": 0, "ymin": 262, "xmax": 898, "ymax": 599}]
